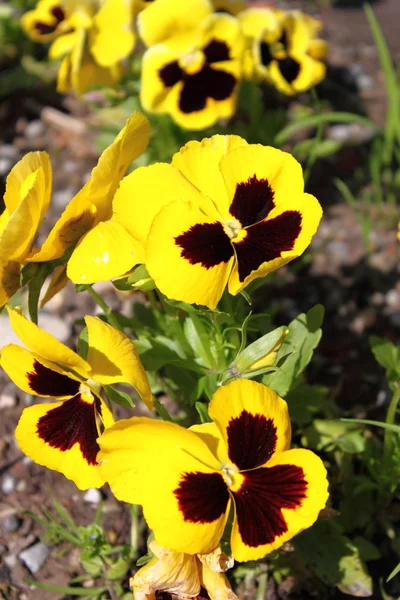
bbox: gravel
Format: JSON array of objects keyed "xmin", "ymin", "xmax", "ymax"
[{"xmin": 19, "ymin": 542, "xmax": 50, "ymax": 574}]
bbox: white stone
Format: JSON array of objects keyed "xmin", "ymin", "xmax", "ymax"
[
  {"xmin": 83, "ymin": 488, "xmax": 102, "ymax": 504},
  {"xmin": 2, "ymin": 474, "xmax": 15, "ymax": 495},
  {"xmin": 19, "ymin": 542, "xmax": 49, "ymax": 573}
]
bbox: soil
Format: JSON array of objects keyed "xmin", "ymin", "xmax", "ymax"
[{"xmin": 1, "ymin": 1, "xmax": 400, "ymax": 599}]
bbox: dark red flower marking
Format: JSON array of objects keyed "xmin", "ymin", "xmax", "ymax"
[
  {"xmin": 234, "ymin": 210, "xmax": 302, "ymax": 282},
  {"xmin": 36, "ymin": 394, "xmax": 100, "ymax": 465},
  {"xmin": 158, "ymin": 38, "xmax": 236, "ymax": 115},
  {"xmin": 34, "ymin": 5, "xmax": 66, "ymax": 35},
  {"xmin": 230, "ymin": 175, "xmax": 275, "ymax": 227},
  {"xmin": 232, "ymin": 464, "xmax": 307, "ymax": 547},
  {"xmin": 203, "ymin": 40, "xmax": 230, "ymax": 63},
  {"xmin": 175, "ymin": 222, "xmax": 233, "ymax": 269},
  {"xmin": 260, "ymin": 42, "xmax": 273, "ymax": 67},
  {"xmin": 175, "ymin": 472, "xmax": 229, "ymax": 523},
  {"xmin": 28, "ymin": 360, "xmax": 80, "ymax": 397},
  {"xmin": 278, "ymin": 57, "xmax": 301, "ymax": 84},
  {"xmin": 179, "ymin": 67, "xmax": 236, "ymax": 114},
  {"xmin": 159, "ymin": 61, "xmax": 184, "ymax": 88},
  {"xmin": 227, "ymin": 410, "xmax": 277, "ymax": 470}
]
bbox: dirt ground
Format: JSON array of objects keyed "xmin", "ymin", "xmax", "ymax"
[{"xmin": 1, "ymin": 1, "xmax": 400, "ymax": 598}]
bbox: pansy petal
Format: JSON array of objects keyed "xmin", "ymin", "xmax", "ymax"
[
  {"xmin": 146, "ymin": 200, "xmax": 234, "ymax": 309},
  {"xmin": 49, "ymin": 31, "xmax": 79, "ymax": 59},
  {"xmin": 212, "ymin": 0, "xmax": 245, "ymax": 16},
  {"xmin": 66, "ymin": 220, "xmax": 143, "ymax": 284},
  {"xmin": 209, "ymin": 379, "xmax": 291, "ymax": 471},
  {"xmin": 90, "ymin": 0, "xmax": 135, "ymax": 67},
  {"xmin": 239, "ymin": 7, "xmax": 282, "ymax": 41},
  {"xmin": 200, "ymin": 562, "xmax": 237, "ymax": 600},
  {"xmin": 0, "ymin": 260, "xmax": 20, "ymax": 308},
  {"xmin": 219, "ymin": 145, "xmax": 304, "ymax": 220},
  {"xmin": 15, "ymin": 397, "xmax": 104, "ymax": 490},
  {"xmin": 131, "ymin": 541, "xmax": 201, "ymax": 599},
  {"xmin": 230, "ymin": 448, "xmax": 329, "ymax": 561},
  {"xmin": 190, "ymin": 422, "xmax": 228, "ymax": 465},
  {"xmin": 228, "ymin": 191, "xmax": 322, "ymax": 294},
  {"xmin": 112, "ymin": 163, "xmax": 201, "ymax": 246},
  {"xmin": 98, "ymin": 417, "xmax": 228, "ymax": 554},
  {"xmin": 140, "ymin": 44, "xmax": 184, "ymax": 115},
  {"xmin": 4, "ymin": 151, "xmax": 51, "ymax": 217},
  {"xmin": 0, "ymin": 344, "xmax": 81, "ymax": 398},
  {"xmin": 85, "ymin": 316, "xmax": 153, "ymax": 409},
  {"xmin": 6, "ymin": 306, "xmax": 91, "ymax": 377},
  {"xmin": 172, "ymin": 135, "xmax": 247, "ymax": 219},
  {"xmin": 138, "ymin": 0, "xmax": 211, "ymax": 46}
]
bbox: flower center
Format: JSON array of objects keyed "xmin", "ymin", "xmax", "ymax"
[
  {"xmin": 223, "ymin": 219, "xmax": 243, "ymax": 240},
  {"xmin": 79, "ymin": 378, "xmax": 101, "ymax": 400},
  {"xmin": 179, "ymin": 49, "xmax": 205, "ymax": 75},
  {"xmin": 221, "ymin": 462, "xmax": 239, "ymax": 487}
]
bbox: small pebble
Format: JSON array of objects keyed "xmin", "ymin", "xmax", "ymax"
[
  {"xmin": 4, "ymin": 555, "xmax": 17, "ymax": 568},
  {"xmin": 16, "ymin": 480, "xmax": 27, "ymax": 492},
  {"xmin": 2, "ymin": 474, "xmax": 15, "ymax": 495},
  {"xmin": 3, "ymin": 515, "xmax": 22, "ymax": 533},
  {"xmin": 0, "ymin": 157, "xmax": 12, "ymax": 176},
  {"xmin": 83, "ymin": 488, "xmax": 102, "ymax": 504},
  {"xmin": 0, "ymin": 144, "xmax": 18, "ymax": 160},
  {"xmin": 0, "ymin": 389, "xmax": 16, "ymax": 409},
  {"xmin": 24, "ymin": 120, "xmax": 45, "ymax": 140},
  {"xmin": 19, "ymin": 542, "xmax": 49, "ymax": 573}
]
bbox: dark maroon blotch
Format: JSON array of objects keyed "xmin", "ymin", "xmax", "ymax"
[
  {"xmin": 175, "ymin": 221, "xmax": 234, "ymax": 269},
  {"xmin": 159, "ymin": 61, "xmax": 184, "ymax": 88},
  {"xmin": 232, "ymin": 464, "xmax": 307, "ymax": 547},
  {"xmin": 34, "ymin": 5, "xmax": 65, "ymax": 35},
  {"xmin": 203, "ymin": 40, "xmax": 230, "ymax": 63},
  {"xmin": 227, "ymin": 410, "xmax": 277, "ymax": 470},
  {"xmin": 230, "ymin": 175, "xmax": 275, "ymax": 228},
  {"xmin": 234, "ymin": 210, "xmax": 302, "ymax": 282},
  {"xmin": 51, "ymin": 6, "xmax": 65, "ymax": 22},
  {"xmin": 36, "ymin": 394, "xmax": 100, "ymax": 465},
  {"xmin": 260, "ymin": 42, "xmax": 273, "ymax": 67},
  {"xmin": 174, "ymin": 471, "xmax": 229, "ymax": 523},
  {"xmin": 28, "ymin": 360, "xmax": 80, "ymax": 397},
  {"xmin": 278, "ymin": 56, "xmax": 301, "ymax": 84},
  {"xmin": 178, "ymin": 66, "xmax": 236, "ymax": 114}
]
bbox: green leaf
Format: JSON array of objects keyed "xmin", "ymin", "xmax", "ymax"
[
  {"xmin": 195, "ymin": 401, "xmax": 212, "ymax": 423},
  {"xmin": 78, "ymin": 326, "xmax": 89, "ymax": 360},
  {"xmin": 184, "ymin": 314, "xmax": 215, "ymax": 369},
  {"xmin": 341, "ymin": 418, "xmax": 400, "ymax": 434},
  {"xmin": 25, "ymin": 580, "xmax": 108, "ymax": 596},
  {"xmin": 104, "ymin": 385, "xmax": 135, "ymax": 409},
  {"xmin": 285, "ymin": 384, "xmax": 330, "ymax": 426},
  {"xmin": 387, "ymin": 561, "xmax": 400, "ymax": 582},
  {"xmin": 275, "ymin": 112, "xmax": 378, "ymax": 146},
  {"xmin": 106, "ymin": 557, "xmax": 129, "ymax": 580},
  {"xmin": 295, "ymin": 521, "xmax": 373, "ymax": 597},
  {"xmin": 262, "ymin": 305, "xmax": 324, "ymax": 396},
  {"xmin": 303, "ymin": 419, "xmax": 366, "ymax": 453},
  {"xmin": 49, "ymin": 490, "xmax": 80, "ymax": 537},
  {"xmin": 369, "ymin": 336, "xmax": 400, "ymax": 382}
]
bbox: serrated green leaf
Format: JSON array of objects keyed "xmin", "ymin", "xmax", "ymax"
[{"xmin": 295, "ymin": 521, "xmax": 373, "ymax": 597}]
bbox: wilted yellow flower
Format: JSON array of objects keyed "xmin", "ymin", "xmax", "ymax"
[
  {"xmin": 27, "ymin": 112, "xmax": 150, "ymax": 286},
  {"xmin": 132, "ymin": 542, "xmax": 237, "ymax": 600},
  {"xmin": 0, "ymin": 151, "xmax": 52, "ymax": 307}
]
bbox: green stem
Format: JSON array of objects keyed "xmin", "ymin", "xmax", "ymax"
[
  {"xmin": 383, "ymin": 382, "xmax": 400, "ymax": 466},
  {"xmin": 84, "ymin": 285, "xmax": 122, "ymax": 330},
  {"xmin": 129, "ymin": 504, "xmax": 140, "ymax": 558}
]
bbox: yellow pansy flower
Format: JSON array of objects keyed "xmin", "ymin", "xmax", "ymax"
[
  {"xmin": 27, "ymin": 112, "xmax": 150, "ymax": 285},
  {"xmin": 99, "ymin": 379, "xmax": 329, "ymax": 561},
  {"xmin": 112, "ymin": 134, "xmax": 322, "ymax": 309},
  {"xmin": 138, "ymin": 0, "xmax": 244, "ymax": 129},
  {"xmin": 239, "ymin": 7, "xmax": 283, "ymax": 79},
  {"xmin": 0, "ymin": 151, "xmax": 52, "ymax": 307},
  {"xmin": 132, "ymin": 542, "xmax": 237, "ymax": 600},
  {"xmin": 0, "ymin": 307, "xmax": 153, "ymax": 490},
  {"xmin": 243, "ymin": 9, "xmax": 328, "ymax": 95},
  {"xmin": 22, "ymin": 0, "xmax": 135, "ymax": 95}
]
